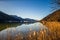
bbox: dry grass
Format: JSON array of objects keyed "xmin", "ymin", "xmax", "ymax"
[
  {"xmin": 42, "ymin": 22, "xmax": 60, "ymax": 40},
  {"xmin": 11, "ymin": 22, "xmax": 60, "ymax": 40},
  {"xmin": 1, "ymin": 22, "xmax": 60, "ymax": 40}
]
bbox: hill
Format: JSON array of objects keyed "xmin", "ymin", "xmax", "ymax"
[
  {"xmin": 40, "ymin": 10, "xmax": 60, "ymax": 40},
  {"xmin": 40, "ymin": 10, "xmax": 60, "ymax": 22},
  {"xmin": 0, "ymin": 11, "xmax": 22, "ymax": 22},
  {"xmin": 0, "ymin": 11, "xmax": 36, "ymax": 23}
]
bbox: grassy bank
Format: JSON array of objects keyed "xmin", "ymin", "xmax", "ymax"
[{"xmin": 41, "ymin": 22, "xmax": 60, "ymax": 40}]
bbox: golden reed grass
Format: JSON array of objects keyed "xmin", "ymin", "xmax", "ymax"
[{"xmin": 42, "ymin": 22, "xmax": 60, "ymax": 40}]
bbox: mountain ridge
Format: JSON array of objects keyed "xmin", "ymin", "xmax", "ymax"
[
  {"xmin": 40, "ymin": 9, "xmax": 60, "ymax": 22},
  {"xmin": 0, "ymin": 11, "xmax": 37, "ymax": 23}
]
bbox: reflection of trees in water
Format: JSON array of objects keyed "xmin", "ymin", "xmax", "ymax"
[
  {"xmin": 22, "ymin": 22, "xmax": 35, "ymax": 25},
  {"xmin": 0, "ymin": 23, "xmax": 21, "ymax": 31},
  {"xmin": 0, "ymin": 22, "xmax": 35, "ymax": 31}
]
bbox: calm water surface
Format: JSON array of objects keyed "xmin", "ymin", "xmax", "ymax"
[{"xmin": 0, "ymin": 22, "xmax": 49, "ymax": 40}]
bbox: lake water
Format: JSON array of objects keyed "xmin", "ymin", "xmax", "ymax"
[{"xmin": 0, "ymin": 22, "xmax": 49, "ymax": 40}]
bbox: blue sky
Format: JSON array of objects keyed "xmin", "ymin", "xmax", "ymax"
[{"xmin": 0, "ymin": 0, "xmax": 52, "ymax": 20}]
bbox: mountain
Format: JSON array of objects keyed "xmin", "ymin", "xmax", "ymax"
[
  {"xmin": 0, "ymin": 11, "xmax": 22, "ymax": 22},
  {"xmin": 0, "ymin": 11, "xmax": 11, "ymax": 22},
  {"xmin": 10, "ymin": 15, "xmax": 24, "ymax": 22},
  {"xmin": 23, "ymin": 18, "xmax": 37, "ymax": 22},
  {"xmin": 0, "ymin": 11, "xmax": 36, "ymax": 23},
  {"xmin": 40, "ymin": 9, "xmax": 60, "ymax": 22}
]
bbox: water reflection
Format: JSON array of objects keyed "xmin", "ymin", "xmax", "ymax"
[
  {"xmin": 0, "ymin": 22, "xmax": 35, "ymax": 31},
  {"xmin": 0, "ymin": 22, "xmax": 48, "ymax": 40}
]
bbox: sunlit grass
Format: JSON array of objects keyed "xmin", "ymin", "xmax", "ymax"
[
  {"xmin": 42, "ymin": 22, "xmax": 60, "ymax": 40},
  {"xmin": 0, "ymin": 22, "xmax": 60, "ymax": 40}
]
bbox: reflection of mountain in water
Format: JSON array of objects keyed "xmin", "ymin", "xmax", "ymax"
[
  {"xmin": 0, "ymin": 22, "xmax": 35, "ymax": 31},
  {"xmin": 0, "ymin": 23, "xmax": 21, "ymax": 31}
]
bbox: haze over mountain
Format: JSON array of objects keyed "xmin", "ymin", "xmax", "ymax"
[{"xmin": 40, "ymin": 9, "xmax": 60, "ymax": 22}]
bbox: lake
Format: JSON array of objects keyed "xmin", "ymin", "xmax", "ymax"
[{"xmin": 0, "ymin": 22, "xmax": 49, "ymax": 40}]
